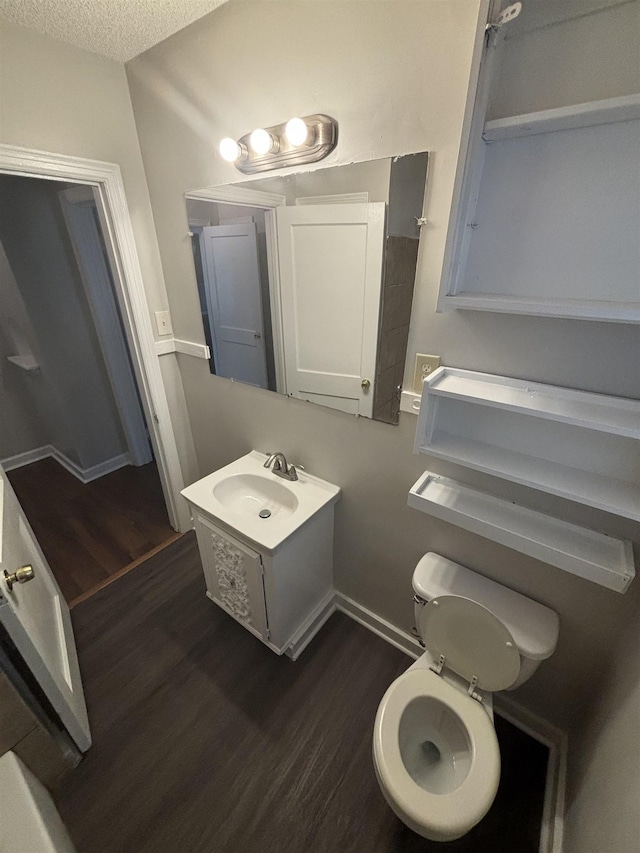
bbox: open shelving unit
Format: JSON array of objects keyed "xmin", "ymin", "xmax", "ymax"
[
  {"xmin": 437, "ymin": 3, "xmax": 640, "ymax": 324},
  {"xmin": 414, "ymin": 368, "xmax": 640, "ymax": 522},
  {"xmin": 408, "ymin": 470, "xmax": 635, "ymax": 593}
]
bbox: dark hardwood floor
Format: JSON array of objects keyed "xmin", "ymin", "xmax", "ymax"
[
  {"xmin": 8, "ymin": 457, "xmax": 178, "ymax": 605},
  {"xmin": 54, "ymin": 533, "xmax": 548, "ymax": 853}
]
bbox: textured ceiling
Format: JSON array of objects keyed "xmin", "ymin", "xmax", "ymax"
[{"xmin": 0, "ymin": 0, "xmax": 230, "ymax": 62}]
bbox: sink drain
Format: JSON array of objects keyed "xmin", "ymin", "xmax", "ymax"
[{"xmin": 259, "ymin": 509, "xmax": 271, "ymax": 519}]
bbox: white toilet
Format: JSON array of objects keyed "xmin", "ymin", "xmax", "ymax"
[{"xmin": 373, "ymin": 552, "xmax": 559, "ymax": 842}]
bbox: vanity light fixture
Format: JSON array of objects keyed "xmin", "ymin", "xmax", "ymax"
[{"xmin": 218, "ymin": 114, "xmax": 338, "ymax": 174}]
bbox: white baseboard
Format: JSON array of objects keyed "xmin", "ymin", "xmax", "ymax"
[
  {"xmin": 334, "ymin": 589, "xmax": 565, "ymax": 853},
  {"xmin": 285, "ymin": 591, "xmax": 337, "ymax": 661},
  {"xmin": 2, "ymin": 445, "xmax": 131, "ymax": 484},
  {"xmin": 334, "ymin": 591, "xmax": 423, "ymax": 659},
  {"xmin": 1, "ymin": 445, "xmax": 52, "ymax": 471}
]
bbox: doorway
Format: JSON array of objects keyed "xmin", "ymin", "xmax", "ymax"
[{"xmin": 0, "ymin": 172, "xmax": 178, "ymax": 605}]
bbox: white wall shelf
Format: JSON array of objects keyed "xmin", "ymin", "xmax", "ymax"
[
  {"xmin": 439, "ymin": 293, "xmax": 640, "ymax": 325},
  {"xmin": 482, "ymin": 94, "xmax": 640, "ymax": 142},
  {"xmin": 437, "ymin": 9, "xmax": 640, "ymax": 325},
  {"xmin": 408, "ymin": 471, "xmax": 635, "ymax": 593},
  {"xmin": 7, "ymin": 355, "xmax": 39, "ymax": 371},
  {"xmin": 425, "ymin": 368, "xmax": 640, "ymax": 439},
  {"xmin": 415, "ymin": 368, "xmax": 640, "ymax": 522}
]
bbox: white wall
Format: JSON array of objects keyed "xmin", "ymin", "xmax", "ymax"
[
  {"xmin": 126, "ymin": 0, "xmax": 640, "ymax": 728},
  {"xmin": 0, "ymin": 19, "xmax": 199, "ymax": 485},
  {"xmin": 564, "ymin": 601, "xmax": 640, "ymax": 853}
]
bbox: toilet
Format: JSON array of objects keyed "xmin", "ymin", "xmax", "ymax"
[{"xmin": 373, "ymin": 553, "xmax": 559, "ymax": 842}]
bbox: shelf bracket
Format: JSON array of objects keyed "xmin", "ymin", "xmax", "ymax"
[{"xmin": 486, "ymin": 1, "xmax": 522, "ymax": 33}]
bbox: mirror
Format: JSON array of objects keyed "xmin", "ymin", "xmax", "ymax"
[{"xmin": 186, "ymin": 152, "xmax": 428, "ymax": 424}]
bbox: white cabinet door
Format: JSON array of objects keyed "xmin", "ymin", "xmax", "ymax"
[
  {"xmin": 276, "ymin": 203, "xmax": 385, "ymax": 417},
  {"xmin": 194, "ymin": 515, "xmax": 269, "ymax": 641},
  {"xmin": 0, "ymin": 465, "xmax": 91, "ymax": 752}
]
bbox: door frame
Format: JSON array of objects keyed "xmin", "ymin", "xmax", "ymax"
[
  {"xmin": 0, "ymin": 144, "xmax": 188, "ymax": 531},
  {"xmin": 185, "ymin": 185, "xmax": 288, "ymax": 394}
]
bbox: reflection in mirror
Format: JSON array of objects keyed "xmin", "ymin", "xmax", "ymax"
[{"xmin": 186, "ymin": 152, "xmax": 428, "ymax": 424}]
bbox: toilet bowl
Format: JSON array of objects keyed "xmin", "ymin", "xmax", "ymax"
[
  {"xmin": 373, "ymin": 553, "xmax": 559, "ymax": 842},
  {"xmin": 374, "ymin": 665, "xmax": 500, "ymax": 842}
]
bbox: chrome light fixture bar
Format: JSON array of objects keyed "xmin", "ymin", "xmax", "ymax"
[{"xmin": 220, "ymin": 114, "xmax": 338, "ymax": 174}]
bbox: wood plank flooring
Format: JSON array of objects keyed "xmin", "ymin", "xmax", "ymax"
[
  {"xmin": 54, "ymin": 533, "xmax": 548, "ymax": 853},
  {"xmin": 8, "ymin": 457, "xmax": 176, "ymax": 605}
]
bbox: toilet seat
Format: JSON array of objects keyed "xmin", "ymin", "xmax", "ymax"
[
  {"xmin": 418, "ymin": 595, "xmax": 522, "ymax": 692},
  {"xmin": 373, "ymin": 667, "xmax": 500, "ymax": 842}
]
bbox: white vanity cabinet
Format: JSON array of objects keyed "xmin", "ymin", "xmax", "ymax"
[
  {"xmin": 182, "ymin": 452, "xmax": 341, "ymax": 659},
  {"xmin": 191, "ymin": 506, "xmax": 336, "ymax": 659},
  {"xmin": 438, "ymin": 0, "xmax": 640, "ymax": 323}
]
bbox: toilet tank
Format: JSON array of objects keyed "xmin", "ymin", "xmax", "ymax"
[{"xmin": 412, "ymin": 553, "xmax": 559, "ymax": 690}]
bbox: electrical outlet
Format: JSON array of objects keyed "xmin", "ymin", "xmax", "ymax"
[
  {"xmin": 413, "ymin": 353, "xmax": 441, "ymax": 392},
  {"xmin": 155, "ymin": 310, "xmax": 173, "ymax": 336}
]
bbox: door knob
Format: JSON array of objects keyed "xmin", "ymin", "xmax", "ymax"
[
  {"xmin": 254, "ymin": 332, "xmax": 262, "ymax": 339},
  {"xmin": 361, "ymin": 378, "xmax": 371, "ymax": 391},
  {"xmin": 4, "ymin": 565, "xmax": 35, "ymax": 591}
]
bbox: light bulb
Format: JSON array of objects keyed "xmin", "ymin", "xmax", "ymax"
[
  {"xmin": 219, "ymin": 137, "xmax": 241, "ymax": 162},
  {"xmin": 285, "ymin": 117, "xmax": 309, "ymax": 147},
  {"xmin": 249, "ymin": 128, "xmax": 273, "ymax": 155}
]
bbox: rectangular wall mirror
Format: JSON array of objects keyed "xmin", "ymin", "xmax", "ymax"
[{"xmin": 185, "ymin": 152, "xmax": 428, "ymax": 425}]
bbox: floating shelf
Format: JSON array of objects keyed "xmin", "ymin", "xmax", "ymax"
[
  {"xmin": 483, "ymin": 94, "xmax": 640, "ymax": 142},
  {"xmin": 7, "ymin": 355, "xmax": 39, "ymax": 371},
  {"xmin": 440, "ymin": 294, "xmax": 640, "ymax": 325},
  {"xmin": 415, "ymin": 368, "xmax": 640, "ymax": 522},
  {"xmin": 408, "ymin": 471, "xmax": 635, "ymax": 593},
  {"xmin": 425, "ymin": 368, "xmax": 640, "ymax": 439}
]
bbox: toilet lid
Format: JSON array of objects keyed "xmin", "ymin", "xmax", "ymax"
[{"xmin": 418, "ymin": 595, "xmax": 521, "ymax": 692}]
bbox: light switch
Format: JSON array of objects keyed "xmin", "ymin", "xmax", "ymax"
[{"xmin": 155, "ymin": 310, "xmax": 173, "ymax": 336}]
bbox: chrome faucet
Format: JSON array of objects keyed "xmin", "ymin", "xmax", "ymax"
[{"xmin": 263, "ymin": 452, "xmax": 299, "ymax": 481}]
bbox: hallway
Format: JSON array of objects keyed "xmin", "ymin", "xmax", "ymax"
[{"xmin": 8, "ymin": 457, "xmax": 177, "ymax": 605}]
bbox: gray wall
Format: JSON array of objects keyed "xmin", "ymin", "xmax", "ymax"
[
  {"xmin": 0, "ymin": 176, "xmax": 126, "ymax": 468},
  {"xmin": 125, "ymin": 0, "xmax": 640, "ymax": 731},
  {"xmin": 564, "ymin": 599, "xmax": 640, "ymax": 853},
  {"xmin": 0, "ymin": 241, "xmax": 57, "ymax": 458}
]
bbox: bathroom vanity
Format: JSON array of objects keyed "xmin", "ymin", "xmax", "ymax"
[{"xmin": 181, "ymin": 451, "xmax": 340, "ymax": 659}]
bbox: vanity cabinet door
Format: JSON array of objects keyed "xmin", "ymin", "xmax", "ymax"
[{"xmin": 194, "ymin": 514, "xmax": 269, "ymax": 642}]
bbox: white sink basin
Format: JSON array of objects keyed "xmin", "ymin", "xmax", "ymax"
[
  {"xmin": 213, "ymin": 473, "xmax": 299, "ymax": 519},
  {"xmin": 181, "ymin": 451, "xmax": 340, "ymax": 552}
]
